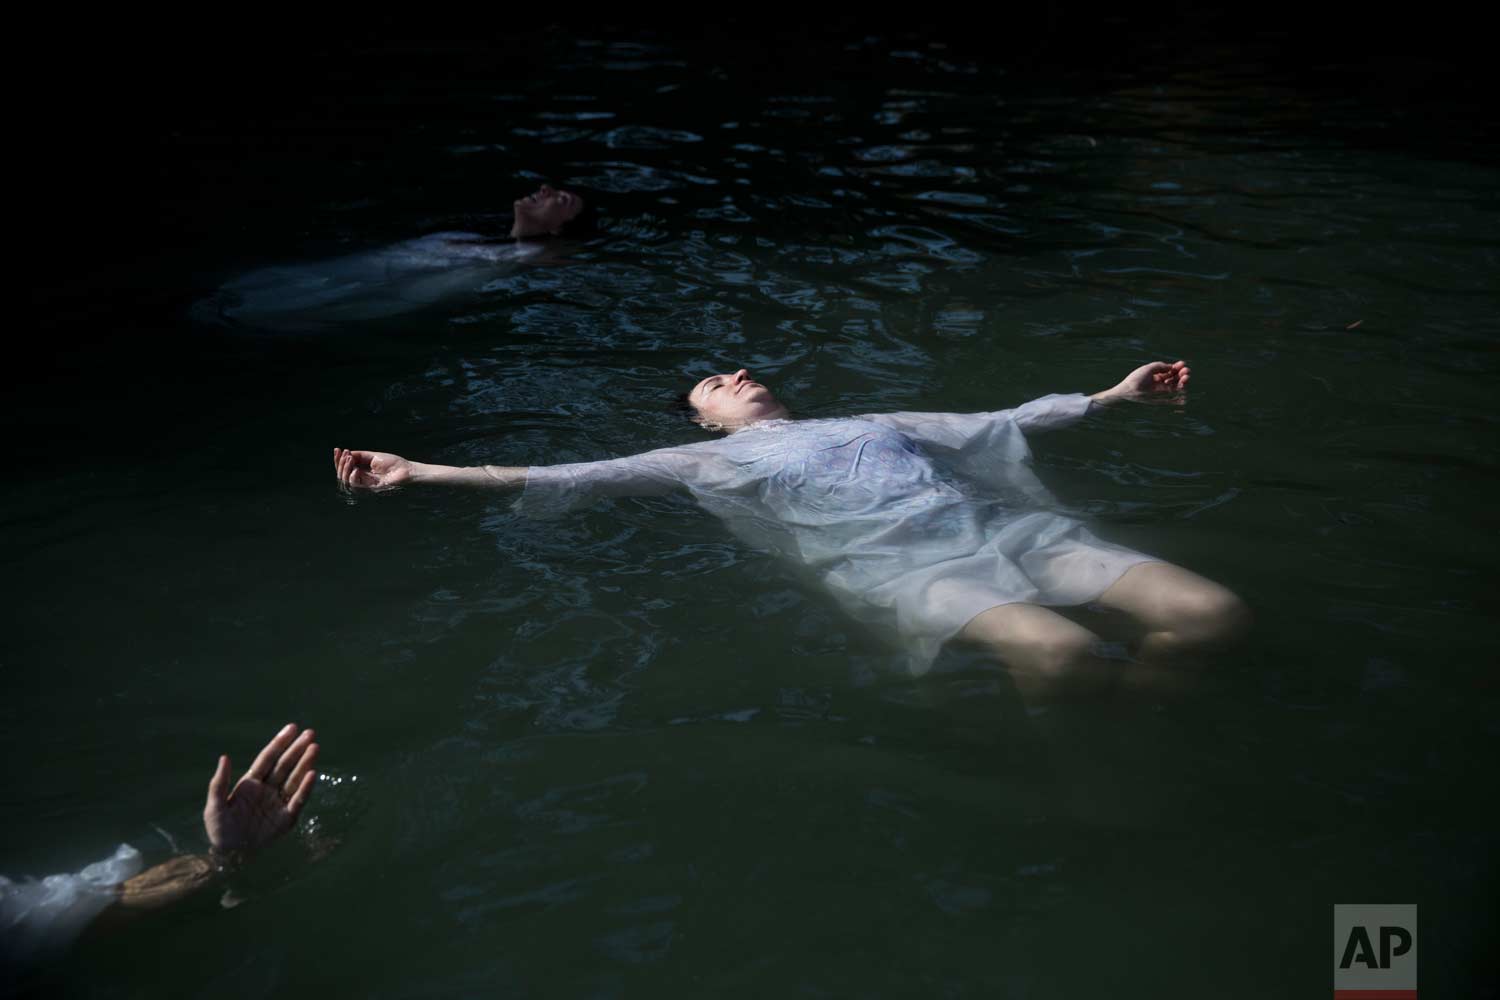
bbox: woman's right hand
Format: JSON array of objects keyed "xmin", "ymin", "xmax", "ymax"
[
  {"xmin": 203, "ymin": 723, "xmax": 319, "ymax": 853},
  {"xmin": 334, "ymin": 447, "xmax": 414, "ymax": 490}
]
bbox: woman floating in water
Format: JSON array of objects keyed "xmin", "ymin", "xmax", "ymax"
[
  {"xmin": 206, "ymin": 184, "xmax": 596, "ymax": 329},
  {"xmin": 333, "ymin": 362, "xmax": 1248, "ymax": 699}
]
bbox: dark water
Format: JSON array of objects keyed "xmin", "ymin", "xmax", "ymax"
[{"xmin": 7, "ymin": 13, "xmax": 1497, "ymax": 997}]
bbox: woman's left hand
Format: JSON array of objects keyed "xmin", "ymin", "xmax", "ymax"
[{"xmin": 1093, "ymin": 360, "xmax": 1190, "ymax": 404}]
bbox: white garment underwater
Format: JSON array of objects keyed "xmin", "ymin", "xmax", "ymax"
[
  {"xmin": 204, "ymin": 232, "xmax": 541, "ymax": 329},
  {"xmin": 0, "ymin": 844, "xmax": 141, "ymax": 963},
  {"xmin": 516, "ymin": 393, "xmax": 1154, "ymax": 672}
]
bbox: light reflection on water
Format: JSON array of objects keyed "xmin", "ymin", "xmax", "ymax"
[{"xmin": 5, "ymin": 26, "xmax": 1498, "ymax": 998}]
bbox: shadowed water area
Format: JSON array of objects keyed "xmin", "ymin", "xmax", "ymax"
[{"xmin": 6, "ymin": 14, "xmax": 1497, "ymax": 996}]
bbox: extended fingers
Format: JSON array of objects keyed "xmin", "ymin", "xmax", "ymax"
[
  {"xmin": 285, "ymin": 768, "xmax": 318, "ymax": 819},
  {"xmin": 285, "ymin": 742, "xmax": 319, "ymax": 800},
  {"xmin": 269, "ymin": 728, "xmax": 316, "ymax": 788},
  {"xmin": 246, "ymin": 723, "xmax": 299, "ymax": 782},
  {"xmin": 278, "ymin": 737, "xmax": 318, "ymax": 798},
  {"xmin": 206, "ymin": 754, "xmax": 232, "ymax": 807}
]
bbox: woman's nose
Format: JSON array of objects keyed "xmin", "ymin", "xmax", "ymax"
[
  {"xmin": 732, "ymin": 368, "xmax": 750, "ymax": 382},
  {"xmin": 539, "ymin": 184, "xmax": 554, "ymax": 195}
]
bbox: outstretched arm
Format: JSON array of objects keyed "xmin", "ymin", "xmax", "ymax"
[
  {"xmin": 334, "ymin": 448, "xmax": 527, "ymax": 491},
  {"xmin": 863, "ymin": 360, "xmax": 1192, "ymax": 448},
  {"xmin": 333, "ymin": 444, "xmax": 712, "ymax": 515},
  {"xmin": 1089, "ymin": 360, "xmax": 1190, "ymax": 406}
]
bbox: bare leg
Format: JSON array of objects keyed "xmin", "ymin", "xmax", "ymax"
[
  {"xmin": 1096, "ymin": 562, "xmax": 1251, "ymax": 664},
  {"xmin": 958, "ymin": 603, "xmax": 1112, "ymax": 701},
  {"xmin": 960, "ymin": 599, "xmax": 1210, "ymax": 701},
  {"xmin": 955, "ymin": 602, "xmax": 1181, "ymax": 828}
]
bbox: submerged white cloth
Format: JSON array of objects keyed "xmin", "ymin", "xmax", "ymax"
[
  {"xmin": 205, "ymin": 232, "xmax": 542, "ymax": 329},
  {"xmin": 0, "ymin": 844, "xmax": 141, "ymax": 962},
  {"xmin": 516, "ymin": 393, "xmax": 1154, "ymax": 672}
]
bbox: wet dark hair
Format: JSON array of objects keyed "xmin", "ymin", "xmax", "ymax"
[
  {"xmin": 670, "ymin": 391, "xmax": 699, "ymax": 422},
  {"xmin": 557, "ymin": 197, "xmax": 601, "ymax": 238}
]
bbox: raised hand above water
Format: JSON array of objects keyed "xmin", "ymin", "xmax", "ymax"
[{"xmin": 203, "ymin": 723, "xmax": 319, "ymax": 853}]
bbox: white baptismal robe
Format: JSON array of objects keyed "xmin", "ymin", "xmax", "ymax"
[
  {"xmin": 517, "ymin": 393, "xmax": 1153, "ymax": 671},
  {"xmin": 209, "ymin": 232, "xmax": 541, "ymax": 329}
]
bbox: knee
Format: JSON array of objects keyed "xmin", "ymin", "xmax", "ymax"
[
  {"xmin": 1024, "ymin": 630, "xmax": 1100, "ymax": 681},
  {"xmin": 960, "ymin": 605, "xmax": 1107, "ymax": 695},
  {"xmin": 1174, "ymin": 586, "xmax": 1252, "ymax": 647},
  {"xmin": 972, "ymin": 629, "xmax": 1096, "ymax": 679}
]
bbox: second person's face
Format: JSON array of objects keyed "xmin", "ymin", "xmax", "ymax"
[{"xmin": 512, "ymin": 184, "xmax": 584, "ymax": 237}]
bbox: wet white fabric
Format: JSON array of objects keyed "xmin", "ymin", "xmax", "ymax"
[
  {"xmin": 205, "ymin": 232, "xmax": 542, "ymax": 329},
  {"xmin": 0, "ymin": 843, "xmax": 141, "ymax": 962},
  {"xmin": 516, "ymin": 393, "xmax": 1154, "ymax": 672}
]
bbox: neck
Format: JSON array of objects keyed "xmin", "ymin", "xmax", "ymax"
[
  {"xmin": 509, "ymin": 220, "xmax": 550, "ymax": 240},
  {"xmin": 723, "ymin": 408, "xmax": 791, "ymax": 433}
]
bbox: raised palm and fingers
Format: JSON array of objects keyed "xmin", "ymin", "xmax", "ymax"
[{"xmin": 203, "ymin": 723, "xmax": 319, "ymax": 852}]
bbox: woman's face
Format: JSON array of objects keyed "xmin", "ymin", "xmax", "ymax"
[
  {"xmin": 688, "ymin": 369, "xmax": 789, "ymax": 430},
  {"xmin": 511, "ymin": 184, "xmax": 584, "ymax": 238}
]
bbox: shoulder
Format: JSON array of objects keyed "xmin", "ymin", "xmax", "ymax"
[
  {"xmin": 411, "ymin": 232, "xmax": 533, "ymax": 260},
  {"xmin": 407, "ymin": 231, "xmax": 488, "ymax": 247}
]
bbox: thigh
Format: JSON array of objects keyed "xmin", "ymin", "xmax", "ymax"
[{"xmin": 1095, "ymin": 561, "xmax": 1239, "ymax": 632}]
